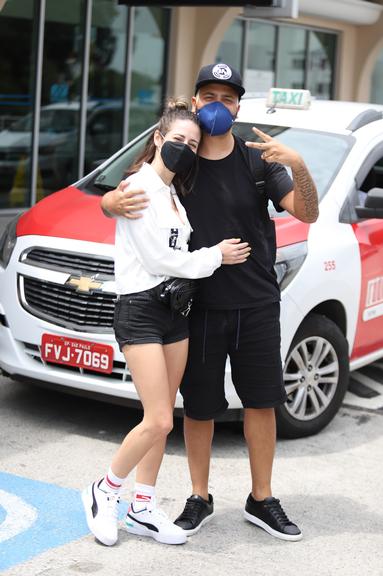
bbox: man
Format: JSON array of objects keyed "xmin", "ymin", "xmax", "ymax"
[{"xmin": 101, "ymin": 63, "xmax": 318, "ymax": 541}]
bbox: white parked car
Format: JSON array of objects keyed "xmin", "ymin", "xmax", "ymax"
[{"xmin": 1, "ymin": 89, "xmax": 383, "ymax": 438}]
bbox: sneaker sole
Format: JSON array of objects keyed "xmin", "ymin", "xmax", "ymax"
[
  {"xmin": 81, "ymin": 486, "xmax": 118, "ymax": 546},
  {"xmin": 244, "ymin": 510, "xmax": 303, "ymax": 542},
  {"xmin": 125, "ymin": 519, "xmax": 187, "ymax": 545},
  {"xmin": 178, "ymin": 510, "xmax": 215, "ymax": 536}
]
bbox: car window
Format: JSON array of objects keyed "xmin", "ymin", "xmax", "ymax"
[
  {"xmin": 339, "ymin": 151, "xmax": 383, "ymax": 223},
  {"xmin": 10, "ymin": 109, "xmax": 76, "ymax": 133},
  {"xmin": 360, "ymin": 157, "xmax": 383, "ymax": 192},
  {"xmin": 84, "ymin": 125, "xmax": 155, "ymax": 194},
  {"xmin": 89, "ymin": 109, "xmax": 123, "ymax": 135},
  {"xmin": 233, "ymin": 122, "xmax": 352, "ymax": 217},
  {"xmin": 356, "ymin": 156, "xmax": 383, "ymax": 211},
  {"xmin": 9, "ymin": 113, "xmax": 33, "ymax": 132}
]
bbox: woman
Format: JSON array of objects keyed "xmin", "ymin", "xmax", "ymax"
[{"xmin": 82, "ymin": 98, "xmax": 250, "ymax": 547}]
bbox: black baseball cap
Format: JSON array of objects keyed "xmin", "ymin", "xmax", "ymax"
[{"xmin": 194, "ymin": 63, "xmax": 245, "ymax": 98}]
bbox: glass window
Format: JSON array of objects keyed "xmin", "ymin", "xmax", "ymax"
[
  {"xmin": 276, "ymin": 26, "xmax": 306, "ymax": 90},
  {"xmin": 85, "ymin": 0, "xmax": 128, "ymax": 173},
  {"xmin": 217, "ymin": 19, "xmax": 243, "ymax": 71},
  {"xmin": 39, "ymin": 0, "xmax": 85, "ymax": 197},
  {"xmin": 371, "ymin": 48, "xmax": 383, "ymax": 104},
  {"xmin": 306, "ymin": 31, "xmax": 336, "ymax": 99},
  {"xmin": 220, "ymin": 20, "xmax": 337, "ymax": 100},
  {"xmin": 245, "ymin": 22, "xmax": 276, "ymax": 92},
  {"xmin": 0, "ymin": 0, "xmax": 34, "ymax": 209},
  {"xmin": 90, "ymin": 125, "xmax": 155, "ymax": 194},
  {"xmin": 129, "ymin": 6, "xmax": 170, "ymax": 140}
]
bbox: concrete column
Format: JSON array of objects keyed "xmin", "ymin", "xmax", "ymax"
[
  {"xmin": 167, "ymin": 7, "xmax": 240, "ymax": 101},
  {"xmin": 354, "ymin": 11, "xmax": 383, "ymax": 102}
]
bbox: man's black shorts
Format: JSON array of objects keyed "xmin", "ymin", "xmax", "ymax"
[
  {"xmin": 113, "ymin": 286, "xmax": 189, "ymax": 351},
  {"xmin": 180, "ymin": 303, "xmax": 287, "ymax": 420}
]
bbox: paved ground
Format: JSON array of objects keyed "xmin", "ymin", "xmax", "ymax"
[{"xmin": 0, "ymin": 375, "xmax": 382, "ymax": 576}]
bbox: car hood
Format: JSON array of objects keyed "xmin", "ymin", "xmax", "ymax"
[
  {"xmin": 17, "ymin": 186, "xmax": 116, "ymax": 244},
  {"xmin": 16, "ymin": 186, "xmax": 309, "ymax": 248},
  {"xmin": 274, "ymin": 215, "xmax": 310, "ymax": 247}
]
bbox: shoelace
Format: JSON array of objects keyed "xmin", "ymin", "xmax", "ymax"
[
  {"xmin": 264, "ymin": 498, "xmax": 292, "ymax": 527},
  {"xmin": 131, "ymin": 504, "xmax": 175, "ymax": 528},
  {"xmin": 179, "ymin": 498, "xmax": 206, "ymax": 522}
]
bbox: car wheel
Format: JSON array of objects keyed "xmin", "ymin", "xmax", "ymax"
[{"xmin": 276, "ymin": 313, "xmax": 349, "ymax": 439}]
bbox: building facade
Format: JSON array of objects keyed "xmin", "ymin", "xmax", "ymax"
[{"xmin": 0, "ymin": 0, "xmax": 382, "ymax": 215}]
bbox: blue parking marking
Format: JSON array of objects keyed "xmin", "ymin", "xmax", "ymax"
[{"xmin": 0, "ymin": 472, "xmax": 128, "ymax": 572}]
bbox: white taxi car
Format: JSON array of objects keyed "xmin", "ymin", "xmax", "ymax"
[{"xmin": 1, "ymin": 88, "xmax": 383, "ymax": 438}]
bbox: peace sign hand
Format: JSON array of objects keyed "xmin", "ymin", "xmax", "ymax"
[{"xmin": 245, "ymin": 126, "xmax": 302, "ymax": 168}]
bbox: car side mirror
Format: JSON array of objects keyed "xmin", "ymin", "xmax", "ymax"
[{"xmin": 355, "ymin": 187, "xmax": 383, "ymax": 219}]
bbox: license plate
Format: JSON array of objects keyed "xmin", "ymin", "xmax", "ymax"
[{"xmin": 41, "ymin": 334, "xmax": 114, "ymax": 374}]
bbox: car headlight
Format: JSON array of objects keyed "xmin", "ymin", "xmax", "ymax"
[
  {"xmin": 274, "ymin": 241, "xmax": 307, "ymax": 291},
  {"xmin": 0, "ymin": 215, "xmax": 19, "ymax": 268}
]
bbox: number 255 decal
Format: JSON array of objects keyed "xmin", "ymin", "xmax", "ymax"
[{"xmin": 324, "ymin": 260, "xmax": 336, "ymax": 271}]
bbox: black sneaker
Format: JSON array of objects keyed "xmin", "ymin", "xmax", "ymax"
[
  {"xmin": 174, "ymin": 494, "xmax": 214, "ymax": 535},
  {"xmin": 244, "ymin": 494, "xmax": 302, "ymax": 541}
]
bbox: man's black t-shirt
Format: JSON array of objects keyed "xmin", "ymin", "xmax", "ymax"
[{"xmin": 181, "ymin": 137, "xmax": 293, "ymax": 309}]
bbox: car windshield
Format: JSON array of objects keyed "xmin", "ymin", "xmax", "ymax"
[
  {"xmin": 86, "ymin": 121, "xmax": 352, "ymax": 213},
  {"xmin": 9, "ymin": 109, "xmax": 77, "ymax": 133},
  {"xmin": 233, "ymin": 122, "xmax": 352, "ymax": 216}
]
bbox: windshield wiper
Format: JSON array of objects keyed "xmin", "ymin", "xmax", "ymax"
[{"xmin": 93, "ymin": 180, "xmax": 116, "ymax": 192}]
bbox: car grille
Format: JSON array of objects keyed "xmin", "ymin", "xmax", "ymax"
[
  {"xmin": 20, "ymin": 275, "xmax": 116, "ymax": 333},
  {"xmin": 21, "ymin": 247, "xmax": 114, "ymax": 276}
]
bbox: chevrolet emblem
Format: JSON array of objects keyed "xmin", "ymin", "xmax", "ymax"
[{"xmin": 66, "ymin": 275, "xmax": 103, "ymax": 293}]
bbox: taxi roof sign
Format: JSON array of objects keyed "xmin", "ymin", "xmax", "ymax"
[{"xmin": 266, "ymin": 88, "xmax": 311, "ymax": 110}]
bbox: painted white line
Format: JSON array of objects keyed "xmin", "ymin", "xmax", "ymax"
[
  {"xmin": 0, "ymin": 489, "xmax": 38, "ymax": 543},
  {"xmin": 344, "ymin": 391, "xmax": 383, "ymax": 410},
  {"xmin": 350, "ymin": 371, "xmax": 383, "ymax": 394}
]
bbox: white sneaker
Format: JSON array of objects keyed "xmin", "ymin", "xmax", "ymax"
[
  {"xmin": 81, "ymin": 480, "xmax": 119, "ymax": 546},
  {"xmin": 125, "ymin": 502, "xmax": 187, "ymax": 545}
]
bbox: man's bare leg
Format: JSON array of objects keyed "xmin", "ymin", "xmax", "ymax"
[
  {"xmin": 243, "ymin": 407, "xmax": 276, "ymax": 500},
  {"xmin": 243, "ymin": 407, "xmax": 302, "ymax": 541},
  {"xmin": 183, "ymin": 416, "xmax": 214, "ymax": 500},
  {"xmin": 174, "ymin": 416, "xmax": 215, "ymax": 534}
]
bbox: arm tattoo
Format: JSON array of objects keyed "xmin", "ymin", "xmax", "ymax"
[{"xmin": 292, "ymin": 163, "xmax": 319, "ymax": 222}]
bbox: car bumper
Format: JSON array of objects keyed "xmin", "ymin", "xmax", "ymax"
[{"xmin": 0, "ymin": 235, "xmax": 239, "ymax": 411}]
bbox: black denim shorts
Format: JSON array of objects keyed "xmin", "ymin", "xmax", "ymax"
[
  {"xmin": 180, "ymin": 303, "xmax": 287, "ymax": 419},
  {"xmin": 113, "ymin": 284, "xmax": 189, "ymax": 351}
]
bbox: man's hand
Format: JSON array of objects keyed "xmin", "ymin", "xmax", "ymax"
[
  {"xmin": 245, "ymin": 127, "xmax": 301, "ymax": 168},
  {"xmin": 101, "ymin": 180, "xmax": 149, "ymax": 219},
  {"xmin": 245, "ymin": 126, "xmax": 318, "ymax": 224}
]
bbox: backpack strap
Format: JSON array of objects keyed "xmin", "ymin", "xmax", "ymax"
[{"xmin": 235, "ymin": 135, "xmax": 265, "ymax": 196}]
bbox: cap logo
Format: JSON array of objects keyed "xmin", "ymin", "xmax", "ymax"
[{"xmin": 212, "ymin": 63, "xmax": 232, "ymax": 81}]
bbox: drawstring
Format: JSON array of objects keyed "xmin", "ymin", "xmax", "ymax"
[
  {"xmin": 202, "ymin": 309, "xmax": 209, "ymax": 364},
  {"xmin": 235, "ymin": 309, "xmax": 241, "ymax": 350},
  {"xmin": 201, "ymin": 309, "xmax": 241, "ymax": 362}
]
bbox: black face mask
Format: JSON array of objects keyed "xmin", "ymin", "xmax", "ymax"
[{"xmin": 160, "ymin": 140, "xmax": 196, "ymax": 174}]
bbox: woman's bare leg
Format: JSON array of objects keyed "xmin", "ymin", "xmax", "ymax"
[
  {"xmin": 109, "ymin": 343, "xmax": 174, "ymax": 478},
  {"xmin": 135, "ymin": 338, "xmax": 189, "ymax": 486}
]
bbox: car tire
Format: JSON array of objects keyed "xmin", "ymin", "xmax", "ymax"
[{"xmin": 276, "ymin": 313, "xmax": 349, "ymax": 439}]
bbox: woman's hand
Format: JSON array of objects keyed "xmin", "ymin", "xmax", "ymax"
[
  {"xmin": 101, "ymin": 181, "xmax": 150, "ymax": 219},
  {"xmin": 217, "ymin": 238, "xmax": 251, "ymax": 264}
]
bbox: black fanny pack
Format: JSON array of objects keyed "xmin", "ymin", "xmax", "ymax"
[{"xmin": 157, "ymin": 278, "xmax": 197, "ymax": 317}]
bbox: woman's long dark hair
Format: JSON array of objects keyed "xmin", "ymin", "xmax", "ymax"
[{"xmin": 126, "ymin": 96, "xmax": 200, "ymax": 196}]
